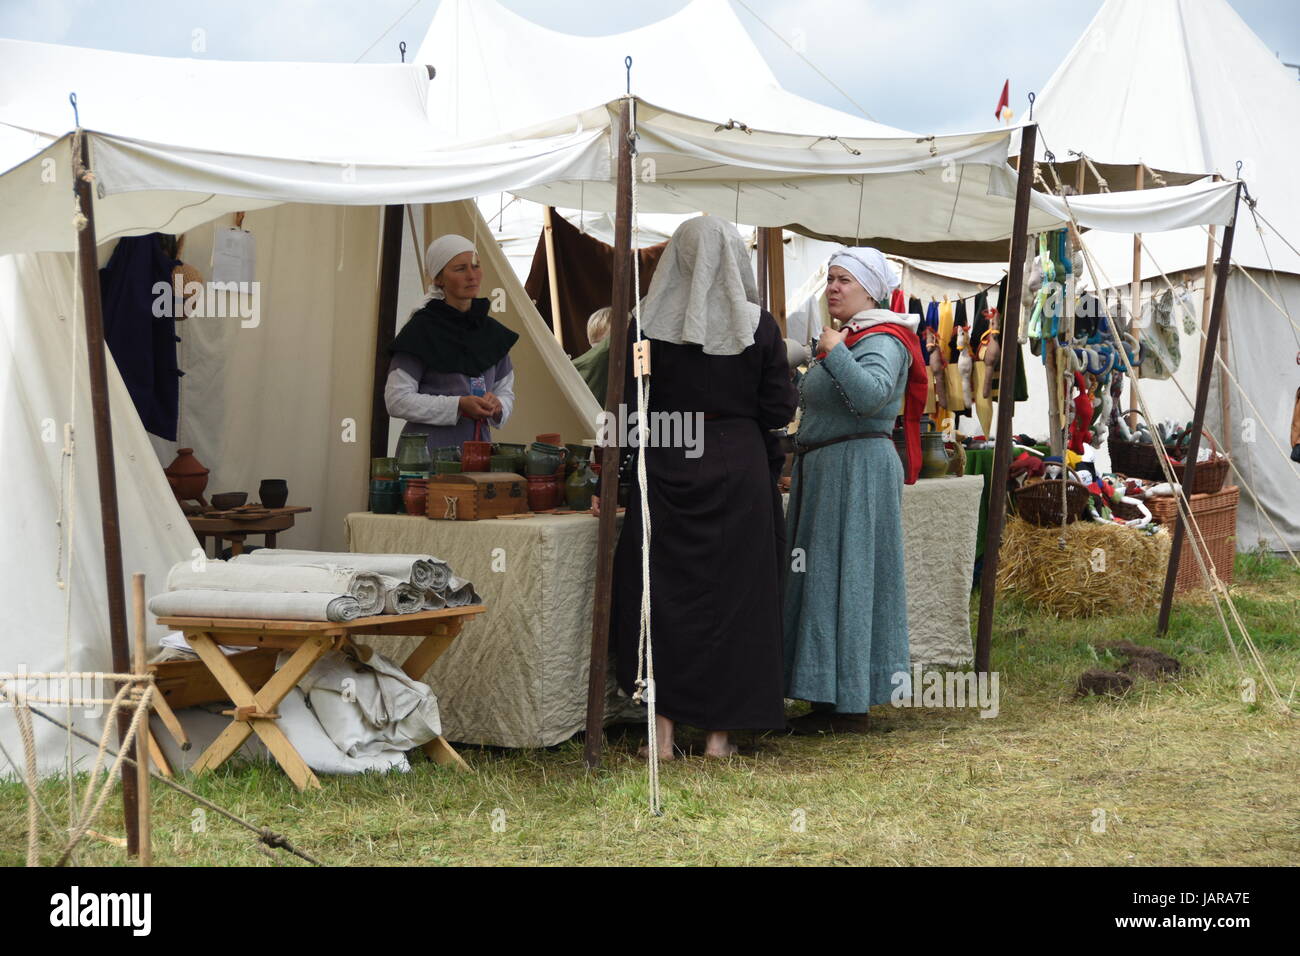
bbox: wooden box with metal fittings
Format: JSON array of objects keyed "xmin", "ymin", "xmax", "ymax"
[{"xmin": 425, "ymin": 472, "xmax": 529, "ymax": 520}]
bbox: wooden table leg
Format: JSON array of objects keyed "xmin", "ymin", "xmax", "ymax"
[
  {"xmin": 400, "ymin": 616, "xmax": 471, "ymax": 772},
  {"xmin": 265, "ymin": 532, "xmax": 277, "ymax": 548},
  {"xmin": 187, "ymin": 631, "xmax": 335, "ymax": 790}
]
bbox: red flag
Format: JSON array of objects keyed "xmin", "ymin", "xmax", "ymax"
[{"xmin": 994, "ymin": 80, "xmax": 1009, "ymax": 119}]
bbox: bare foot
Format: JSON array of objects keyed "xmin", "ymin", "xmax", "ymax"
[
  {"xmin": 637, "ymin": 744, "xmax": 675, "ymax": 761},
  {"xmin": 704, "ymin": 731, "xmax": 738, "ymax": 758},
  {"xmin": 637, "ymin": 713, "xmax": 675, "ymax": 760}
]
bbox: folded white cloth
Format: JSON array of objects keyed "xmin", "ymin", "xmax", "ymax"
[
  {"xmin": 149, "ymin": 589, "xmax": 363, "ymax": 623},
  {"xmin": 298, "ymin": 649, "xmax": 441, "ymax": 757},
  {"xmin": 444, "ymin": 574, "xmax": 482, "ymax": 608},
  {"xmin": 167, "ymin": 560, "xmax": 384, "ymax": 616},
  {"xmin": 233, "ymin": 550, "xmax": 450, "ymax": 591}
]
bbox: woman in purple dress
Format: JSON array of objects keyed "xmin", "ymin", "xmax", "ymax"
[{"xmin": 384, "ymin": 235, "xmax": 519, "ymax": 453}]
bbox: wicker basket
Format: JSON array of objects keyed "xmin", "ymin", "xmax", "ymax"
[
  {"xmin": 1171, "ymin": 430, "xmax": 1230, "ymax": 496},
  {"xmin": 1146, "ymin": 486, "xmax": 1239, "ymax": 592},
  {"xmin": 1107, "ymin": 409, "xmax": 1178, "ymax": 481},
  {"xmin": 1011, "ymin": 474, "xmax": 1092, "ymax": 527}
]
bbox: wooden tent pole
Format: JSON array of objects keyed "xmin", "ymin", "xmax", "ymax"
[
  {"xmin": 756, "ymin": 227, "xmax": 770, "ymax": 311},
  {"xmin": 370, "ymin": 205, "xmax": 404, "ymax": 460},
  {"xmin": 132, "ymin": 573, "xmax": 152, "ymax": 867},
  {"xmin": 973, "ymin": 123, "xmax": 1037, "ymax": 676},
  {"xmin": 71, "ymin": 131, "xmax": 140, "ymax": 855},
  {"xmin": 542, "ymin": 206, "xmax": 565, "ymax": 347},
  {"xmin": 767, "ymin": 227, "xmax": 787, "ymax": 337},
  {"xmin": 1156, "ymin": 185, "xmax": 1241, "ymax": 635},
  {"xmin": 1127, "ymin": 165, "xmax": 1145, "ymax": 429},
  {"xmin": 584, "ymin": 99, "xmax": 635, "ymax": 769}
]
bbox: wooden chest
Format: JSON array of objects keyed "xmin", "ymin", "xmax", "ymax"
[{"xmin": 426, "ymin": 472, "xmax": 529, "ymax": 520}]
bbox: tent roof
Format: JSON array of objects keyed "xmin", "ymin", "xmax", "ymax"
[
  {"xmin": 417, "ymin": 0, "xmax": 910, "ymax": 142},
  {"xmin": 1021, "ymin": 0, "xmax": 1300, "ymax": 275}
]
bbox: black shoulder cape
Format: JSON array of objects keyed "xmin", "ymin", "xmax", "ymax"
[{"xmin": 389, "ymin": 297, "xmax": 519, "ymax": 375}]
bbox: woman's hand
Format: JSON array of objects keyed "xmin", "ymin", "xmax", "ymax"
[
  {"xmin": 482, "ymin": 392, "xmax": 504, "ymax": 418},
  {"xmin": 818, "ymin": 325, "xmax": 848, "ymax": 355},
  {"xmin": 457, "ymin": 395, "xmax": 495, "ymax": 420}
]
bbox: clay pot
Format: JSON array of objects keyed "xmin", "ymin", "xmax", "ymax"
[
  {"xmin": 527, "ymin": 474, "xmax": 561, "ymax": 511},
  {"xmin": 165, "ymin": 448, "xmax": 209, "ymax": 500},
  {"xmin": 535, "ymin": 432, "xmax": 562, "ymax": 446},
  {"xmin": 370, "ymin": 457, "xmax": 398, "ymax": 481},
  {"xmin": 259, "ymin": 479, "xmax": 289, "ymax": 509},
  {"xmin": 564, "ymin": 458, "xmax": 599, "ymax": 510},
  {"xmin": 462, "ymin": 440, "xmax": 492, "ymax": 472},
  {"xmin": 210, "ymin": 491, "xmax": 247, "ymax": 510},
  {"xmin": 525, "ymin": 442, "xmax": 564, "ymax": 476},
  {"xmin": 919, "ymin": 433, "xmax": 951, "ymax": 480},
  {"xmin": 403, "ymin": 480, "xmax": 428, "ymax": 516},
  {"xmin": 369, "ymin": 479, "xmax": 400, "ymax": 514}
]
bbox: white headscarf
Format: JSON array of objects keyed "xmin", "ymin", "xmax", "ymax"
[
  {"xmin": 424, "ymin": 234, "xmax": 477, "ymax": 300},
  {"xmin": 828, "ymin": 246, "xmax": 899, "ymax": 304},
  {"xmin": 639, "ymin": 216, "xmax": 760, "ymax": 356}
]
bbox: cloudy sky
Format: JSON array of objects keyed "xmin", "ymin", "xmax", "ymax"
[{"xmin": 1, "ymin": 0, "xmax": 1296, "ymax": 133}]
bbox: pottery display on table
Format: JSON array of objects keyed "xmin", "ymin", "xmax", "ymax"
[
  {"xmin": 403, "ymin": 478, "xmax": 429, "ymax": 516},
  {"xmin": 564, "ymin": 443, "xmax": 590, "ymax": 477},
  {"xmin": 433, "ymin": 445, "xmax": 460, "ymax": 463},
  {"xmin": 493, "ymin": 442, "xmax": 526, "ymax": 473},
  {"xmin": 369, "ymin": 479, "xmax": 400, "ymax": 514},
  {"xmin": 165, "ymin": 448, "xmax": 210, "ymax": 501},
  {"xmin": 919, "ymin": 432, "xmax": 952, "ymax": 479},
  {"xmin": 396, "ymin": 432, "xmax": 432, "ymax": 476},
  {"xmin": 258, "ymin": 479, "xmax": 289, "ymax": 509},
  {"xmin": 564, "ymin": 457, "xmax": 599, "ymax": 510},
  {"xmin": 526, "ymin": 474, "xmax": 562, "ymax": 511},
  {"xmin": 525, "ymin": 442, "xmax": 564, "ymax": 476},
  {"xmin": 535, "ymin": 432, "xmax": 562, "ymax": 447},
  {"xmin": 370, "ymin": 457, "xmax": 398, "ymax": 481},
  {"xmin": 209, "ymin": 491, "xmax": 247, "ymax": 511},
  {"xmin": 461, "ymin": 440, "xmax": 492, "ymax": 472},
  {"xmin": 489, "ymin": 454, "xmax": 517, "ymax": 474},
  {"xmin": 435, "ymin": 461, "xmax": 462, "ymax": 475}
]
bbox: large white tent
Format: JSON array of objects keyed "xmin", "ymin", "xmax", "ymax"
[
  {"xmin": 0, "ymin": 8, "xmax": 1240, "ymax": 775},
  {"xmin": 1017, "ymin": 0, "xmax": 1300, "ymax": 553}
]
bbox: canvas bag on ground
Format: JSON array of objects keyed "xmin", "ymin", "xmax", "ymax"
[{"xmin": 296, "ymin": 647, "xmax": 441, "ymax": 758}]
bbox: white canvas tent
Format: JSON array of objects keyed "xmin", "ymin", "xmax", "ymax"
[
  {"xmin": 0, "ymin": 15, "xmax": 1240, "ymax": 776},
  {"xmin": 1021, "ymin": 0, "xmax": 1300, "ymax": 552}
]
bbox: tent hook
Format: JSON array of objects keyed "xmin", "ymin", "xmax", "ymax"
[
  {"xmin": 68, "ymin": 92, "xmax": 79, "ymax": 128},
  {"xmin": 399, "ymin": 40, "xmax": 406, "ymax": 63},
  {"xmin": 625, "ymin": 55, "xmax": 633, "ymax": 95},
  {"xmin": 1027, "ymin": 91, "xmax": 1035, "ymax": 122}
]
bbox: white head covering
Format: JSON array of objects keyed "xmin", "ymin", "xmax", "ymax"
[
  {"xmin": 639, "ymin": 216, "xmax": 760, "ymax": 356},
  {"xmin": 828, "ymin": 246, "xmax": 899, "ymax": 304},
  {"xmin": 424, "ymin": 234, "xmax": 477, "ymax": 299}
]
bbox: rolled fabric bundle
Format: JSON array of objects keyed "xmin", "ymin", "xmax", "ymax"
[
  {"xmin": 378, "ymin": 575, "xmax": 425, "ymax": 615},
  {"xmin": 167, "ymin": 561, "xmax": 384, "ymax": 616},
  {"xmin": 234, "ymin": 550, "xmax": 448, "ymax": 590},
  {"xmin": 444, "ymin": 574, "xmax": 482, "ymax": 608},
  {"xmin": 149, "ymin": 589, "xmax": 363, "ymax": 623},
  {"xmin": 423, "ymin": 589, "xmax": 448, "ymax": 611}
]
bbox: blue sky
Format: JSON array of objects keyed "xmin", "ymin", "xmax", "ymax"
[{"xmin": 1, "ymin": 0, "xmax": 1296, "ymax": 133}]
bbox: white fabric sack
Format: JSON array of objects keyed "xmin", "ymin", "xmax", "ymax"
[
  {"xmin": 148, "ymin": 589, "xmax": 363, "ymax": 622},
  {"xmin": 166, "ymin": 560, "xmax": 385, "ymax": 615},
  {"xmin": 277, "ymin": 689, "xmax": 409, "ymax": 775},
  {"xmin": 297, "ymin": 649, "xmax": 441, "ymax": 758},
  {"xmin": 639, "ymin": 216, "xmax": 760, "ymax": 356}
]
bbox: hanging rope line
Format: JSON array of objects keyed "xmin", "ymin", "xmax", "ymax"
[{"xmin": 625, "ymin": 96, "xmax": 662, "ymax": 816}]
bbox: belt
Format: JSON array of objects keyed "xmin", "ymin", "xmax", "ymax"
[{"xmin": 789, "ymin": 431, "xmax": 892, "ymax": 547}]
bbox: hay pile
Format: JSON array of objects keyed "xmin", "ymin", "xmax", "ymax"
[{"xmin": 996, "ymin": 517, "xmax": 1171, "ymax": 617}]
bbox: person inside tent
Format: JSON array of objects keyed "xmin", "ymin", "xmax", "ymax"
[
  {"xmin": 385, "ymin": 235, "xmax": 519, "ymax": 454},
  {"xmin": 571, "ymin": 306, "xmax": 612, "ymax": 401},
  {"xmin": 784, "ymin": 247, "xmax": 925, "ymax": 735},
  {"xmin": 605, "ymin": 215, "xmax": 797, "ymax": 759}
]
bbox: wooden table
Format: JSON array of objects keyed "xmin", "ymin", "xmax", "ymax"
[
  {"xmin": 154, "ymin": 605, "xmax": 486, "ymax": 790},
  {"xmin": 187, "ymin": 505, "xmax": 311, "ymax": 558}
]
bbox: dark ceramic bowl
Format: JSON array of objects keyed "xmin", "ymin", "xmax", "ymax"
[{"xmin": 210, "ymin": 492, "xmax": 247, "ymax": 510}]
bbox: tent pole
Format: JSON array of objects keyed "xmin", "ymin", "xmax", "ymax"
[
  {"xmin": 1126, "ymin": 165, "xmax": 1145, "ymax": 429},
  {"xmin": 973, "ymin": 123, "xmax": 1037, "ymax": 676},
  {"xmin": 370, "ymin": 205, "xmax": 404, "ymax": 460},
  {"xmin": 1156, "ymin": 184, "xmax": 1241, "ymax": 635},
  {"xmin": 584, "ymin": 99, "xmax": 635, "ymax": 769},
  {"xmin": 542, "ymin": 206, "xmax": 564, "ymax": 347},
  {"xmin": 71, "ymin": 131, "xmax": 140, "ymax": 855},
  {"xmin": 767, "ymin": 228, "xmax": 787, "ymax": 337},
  {"xmin": 756, "ymin": 227, "xmax": 770, "ymax": 311}
]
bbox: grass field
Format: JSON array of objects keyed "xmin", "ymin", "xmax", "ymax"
[{"xmin": 3, "ymin": 552, "xmax": 1297, "ymax": 867}]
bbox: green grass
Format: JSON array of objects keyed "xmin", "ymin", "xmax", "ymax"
[{"xmin": 3, "ymin": 553, "xmax": 1297, "ymax": 867}]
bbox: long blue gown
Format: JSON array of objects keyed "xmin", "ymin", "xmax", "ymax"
[{"xmin": 783, "ymin": 332, "xmax": 912, "ymax": 712}]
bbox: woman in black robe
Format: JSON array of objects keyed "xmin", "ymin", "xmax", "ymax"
[{"xmin": 608, "ymin": 216, "xmax": 797, "ymax": 758}]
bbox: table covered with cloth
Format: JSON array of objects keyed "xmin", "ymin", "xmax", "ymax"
[{"xmin": 345, "ymin": 474, "xmax": 981, "ymax": 748}]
